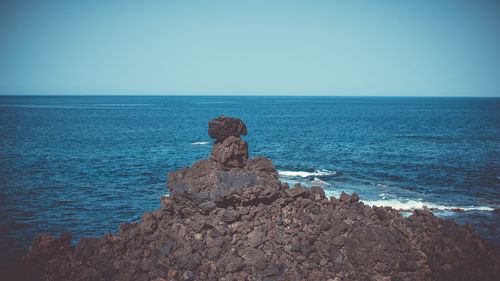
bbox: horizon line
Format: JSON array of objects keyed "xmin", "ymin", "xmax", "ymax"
[{"xmin": 0, "ymin": 93, "xmax": 499, "ymax": 98}]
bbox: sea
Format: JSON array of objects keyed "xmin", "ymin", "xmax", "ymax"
[{"xmin": 1, "ymin": 95, "xmax": 499, "ymax": 268}]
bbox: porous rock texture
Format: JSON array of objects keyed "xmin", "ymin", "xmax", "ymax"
[
  {"xmin": 25, "ymin": 117, "xmax": 500, "ymax": 281},
  {"xmin": 209, "ymin": 135, "xmax": 249, "ymax": 169},
  {"xmin": 208, "ymin": 115, "xmax": 247, "ymax": 142}
]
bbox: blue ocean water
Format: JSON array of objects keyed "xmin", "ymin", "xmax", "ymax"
[{"xmin": 1, "ymin": 95, "xmax": 499, "ymax": 265}]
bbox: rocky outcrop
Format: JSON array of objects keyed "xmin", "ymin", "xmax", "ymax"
[
  {"xmin": 25, "ymin": 117, "xmax": 500, "ymax": 281},
  {"xmin": 210, "ymin": 136, "xmax": 249, "ymax": 169},
  {"xmin": 208, "ymin": 115, "xmax": 247, "ymax": 142}
]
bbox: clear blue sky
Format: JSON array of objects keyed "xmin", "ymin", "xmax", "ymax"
[{"xmin": 1, "ymin": 0, "xmax": 499, "ymax": 96}]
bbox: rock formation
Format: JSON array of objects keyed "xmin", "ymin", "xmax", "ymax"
[
  {"xmin": 209, "ymin": 136, "xmax": 249, "ymax": 169},
  {"xmin": 208, "ymin": 115, "xmax": 247, "ymax": 142},
  {"xmin": 24, "ymin": 117, "xmax": 500, "ymax": 281}
]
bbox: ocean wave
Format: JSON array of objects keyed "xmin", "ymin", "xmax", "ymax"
[
  {"xmin": 377, "ymin": 193, "xmax": 396, "ymax": 199},
  {"xmin": 322, "ymin": 190, "xmax": 495, "ymax": 213},
  {"xmin": 309, "ymin": 177, "xmax": 330, "ymax": 185},
  {"xmin": 278, "ymin": 169, "xmax": 336, "ymax": 178},
  {"xmin": 366, "ymin": 182, "xmax": 389, "ymax": 188},
  {"xmin": 363, "ymin": 199, "xmax": 495, "ymax": 212},
  {"xmin": 323, "ymin": 189, "xmax": 343, "ymax": 199},
  {"xmin": 191, "ymin": 141, "xmax": 210, "ymax": 145}
]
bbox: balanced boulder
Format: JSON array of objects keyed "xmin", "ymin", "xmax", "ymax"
[{"xmin": 208, "ymin": 115, "xmax": 247, "ymax": 142}]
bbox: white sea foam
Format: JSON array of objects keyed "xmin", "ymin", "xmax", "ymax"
[
  {"xmin": 324, "ymin": 189, "xmax": 344, "ymax": 199},
  {"xmin": 278, "ymin": 169, "xmax": 336, "ymax": 178},
  {"xmin": 322, "ymin": 190, "xmax": 496, "ymax": 213},
  {"xmin": 362, "ymin": 199, "xmax": 446, "ymax": 210},
  {"xmin": 377, "ymin": 193, "xmax": 396, "ymax": 199},
  {"xmin": 191, "ymin": 141, "xmax": 210, "ymax": 145},
  {"xmin": 367, "ymin": 182, "xmax": 389, "ymax": 188},
  {"xmin": 309, "ymin": 177, "xmax": 330, "ymax": 185},
  {"xmin": 362, "ymin": 199, "xmax": 495, "ymax": 212}
]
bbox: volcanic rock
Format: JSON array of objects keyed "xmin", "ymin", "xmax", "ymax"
[
  {"xmin": 208, "ymin": 115, "xmax": 247, "ymax": 142},
  {"xmin": 209, "ymin": 135, "xmax": 248, "ymax": 169},
  {"xmin": 24, "ymin": 117, "xmax": 500, "ymax": 281}
]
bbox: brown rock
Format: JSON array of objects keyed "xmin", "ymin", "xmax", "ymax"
[
  {"xmin": 247, "ymin": 228, "xmax": 266, "ymax": 248},
  {"xmin": 311, "ymin": 186, "xmax": 326, "ymax": 199},
  {"xmin": 166, "ymin": 268, "xmax": 177, "ymax": 278},
  {"xmin": 182, "ymin": 270, "xmax": 194, "ymax": 280},
  {"xmin": 241, "ymin": 247, "xmax": 266, "ymax": 269},
  {"xmin": 311, "ymin": 268, "xmax": 323, "ymax": 279},
  {"xmin": 287, "ymin": 185, "xmax": 309, "ymax": 198},
  {"xmin": 208, "ymin": 115, "xmax": 247, "ymax": 141},
  {"xmin": 246, "ymin": 156, "xmax": 277, "ymax": 175},
  {"xmin": 210, "ymin": 135, "xmax": 248, "ymax": 169}
]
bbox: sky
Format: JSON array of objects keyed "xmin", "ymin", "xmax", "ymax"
[{"xmin": 0, "ymin": 0, "xmax": 499, "ymax": 96}]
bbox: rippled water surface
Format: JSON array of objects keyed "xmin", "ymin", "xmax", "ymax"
[{"xmin": 1, "ymin": 96, "xmax": 499, "ymax": 265}]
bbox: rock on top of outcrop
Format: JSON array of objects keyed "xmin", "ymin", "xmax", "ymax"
[
  {"xmin": 166, "ymin": 118, "xmax": 283, "ymax": 212},
  {"xmin": 210, "ymin": 135, "xmax": 249, "ymax": 169},
  {"xmin": 208, "ymin": 115, "xmax": 247, "ymax": 141}
]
